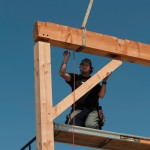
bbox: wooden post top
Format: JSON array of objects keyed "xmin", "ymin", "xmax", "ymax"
[{"xmin": 34, "ymin": 21, "xmax": 150, "ymax": 66}]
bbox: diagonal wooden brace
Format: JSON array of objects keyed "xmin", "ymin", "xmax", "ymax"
[{"xmin": 49, "ymin": 59, "xmax": 122, "ymax": 120}]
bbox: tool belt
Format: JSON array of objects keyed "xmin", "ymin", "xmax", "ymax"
[
  {"xmin": 65, "ymin": 105, "xmax": 106, "ymax": 128},
  {"xmin": 98, "ymin": 106, "xmax": 105, "ymax": 127},
  {"xmin": 74, "ymin": 105, "xmax": 98, "ymax": 110}
]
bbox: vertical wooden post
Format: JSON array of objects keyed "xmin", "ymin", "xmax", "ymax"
[{"xmin": 34, "ymin": 41, "xmax": 54, "ymax": 150}]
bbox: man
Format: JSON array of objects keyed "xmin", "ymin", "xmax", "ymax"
[{"xmin": 59, "ymin": 51, "xmax": 110, "ymax": 129}]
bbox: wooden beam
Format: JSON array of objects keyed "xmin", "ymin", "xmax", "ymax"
[
  {"xmin": 49, "ymin": 59, "xmax": 122, "ymax": 120},
  {"xmin": 34, "ymin": 21, "xmax": 150, "ymax": 66},
  {"xmin": 34, "ymin": 41, "xmax": 54, "ymax": 150}
]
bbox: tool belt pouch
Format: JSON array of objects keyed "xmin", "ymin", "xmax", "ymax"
[
  {"xmin": 65, "ymin": 115, "xmax": 69, "ymax": 124},
  {"xmin": 98, "ymin": 106, "xmax": 105, "ymax": 127},
  {"xmin": 65, "ymin": 110, "xmax": 73, "ymax": 124},
  {"xmin": 65, "ymin": 112, "xmax": 72, "ymax": 124}
]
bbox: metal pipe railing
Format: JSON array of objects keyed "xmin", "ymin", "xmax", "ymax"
[{"xmin": 20, "ymin": 136, "xmax": 36, "ymax": 150}]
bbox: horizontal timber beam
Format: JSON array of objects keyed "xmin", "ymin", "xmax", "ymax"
[{"xmin": 34, "ymin": 21, "xmax": 150, "ymax": 66}]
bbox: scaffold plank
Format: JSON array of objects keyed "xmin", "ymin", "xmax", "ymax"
[{"xmin": 54, "ymin": 123, "xmax": 150, "ymax": 150}]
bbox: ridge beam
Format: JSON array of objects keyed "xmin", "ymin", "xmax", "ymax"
[{"xmin": 34, "ymin": 21, "xmax": 150, "ymax": 66}]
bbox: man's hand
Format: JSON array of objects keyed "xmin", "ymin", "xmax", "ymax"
[
  {"xmin": 103, "ymin": 72, "xmax": 111, "ymax": 82},
  {"xmin": 60, "ymin": 51, "xmax": 71, "ymax": 82},
  {"xmin": 63, "ymin": 51, "xmax": 70, "ymax": 59}
]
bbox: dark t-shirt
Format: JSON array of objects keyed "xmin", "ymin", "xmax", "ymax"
[{"xmin": 66, "ymin": 73, "xmax": 101, "ymax": 108}]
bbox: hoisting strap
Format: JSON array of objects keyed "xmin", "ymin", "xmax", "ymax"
[
  {"xmin": 76, "ymin": 0, "xmax": 94, "ymax": 52},
  {"xmin": 75, "ymin": 28, "xmax": 86, "ymax": 52},
  {"xmin": 81, "ymin": 0, "xmax": 94, "ymax": 29},
  {"xmin": 72, "ymin": 1, "xmax": 94, "ymax": 149}
]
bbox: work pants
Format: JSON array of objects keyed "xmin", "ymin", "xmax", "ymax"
[{"xmin": 66, "ymin": 108, "xmax": 100, "ymax": 129}]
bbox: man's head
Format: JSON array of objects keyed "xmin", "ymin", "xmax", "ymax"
[{"xmin": 79, "ymin": 58, "xmax": 94, "ymax": 74}]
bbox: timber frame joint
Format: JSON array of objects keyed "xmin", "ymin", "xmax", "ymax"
[{"xmin": 33, "ymin": 21, "xmax": 150, "ymax": 150}]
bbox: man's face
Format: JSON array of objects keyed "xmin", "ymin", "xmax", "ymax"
[{"xmin": 80, "ymin": 62, "xmax": 91, "ymax": 75}]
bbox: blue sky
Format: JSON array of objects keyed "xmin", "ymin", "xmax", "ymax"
[{"xmin": 0, "ymin": 0, "xmax": 150, "ymax": 149}]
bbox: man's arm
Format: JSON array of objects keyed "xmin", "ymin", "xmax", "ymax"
[
  {"xmin": 59, "ymin": 51, "xmax": 71, "ymax": 82},
  {"xmin": 99, "ymin": 72, "xmax": 111, "ymax": 98}
]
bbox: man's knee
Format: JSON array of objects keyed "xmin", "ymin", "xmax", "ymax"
[
  {"xmin": 85, "ymin": 110, "xmax": 99, "ymax": 129},
  {"xmin": 85, "ymin": 120, "xmax": 99, "ymax": 129}
]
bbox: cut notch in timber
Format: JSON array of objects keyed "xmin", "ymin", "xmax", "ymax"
[{"xmin": 34, "ymin": 21, "xmax": 150, "ymax": 66}]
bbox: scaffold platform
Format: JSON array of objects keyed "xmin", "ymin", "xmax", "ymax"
[{"xmin": 54, "ymin": 123, "xmax": 150, "ymax": 150}]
